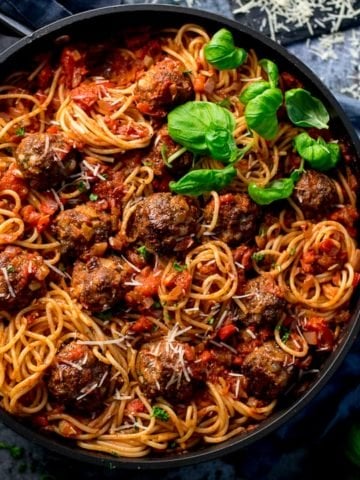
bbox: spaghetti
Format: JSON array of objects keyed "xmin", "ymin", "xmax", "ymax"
[{"xmin": 0, "ymin": 23, "xmax": 359, "ymax": 458}]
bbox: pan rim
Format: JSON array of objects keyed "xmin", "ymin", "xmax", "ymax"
[{"xmin": 0, "ymin": 4, "xmax": 360, "ymax": 469}]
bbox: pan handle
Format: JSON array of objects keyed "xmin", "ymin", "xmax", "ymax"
[{"xmin": 0, "ymin": 11, "xmax": 33, "ymax": 37}]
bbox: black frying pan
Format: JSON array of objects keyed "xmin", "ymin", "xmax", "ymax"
[{"xmin": 0, "ymin": 4, "xmax": 359, "ymax": 470}]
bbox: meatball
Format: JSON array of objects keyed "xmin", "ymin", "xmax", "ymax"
[
  {"xmin": 52, "ymin": 202, "xmax": 113, "ymax": 258},
  {"xmin": 47, "ymin": 341, "xmax": 111, "ymax": 411},
  {"xmin": 292, "ymin": 169, "xmax": 337, "ymax": 218},
  {"xmin": 144, "ymin": 125, "xmax": 193, "ymax": 177},
  {"xmin": 130, "ymin": 192, "xmax": 200, "ymax": 254},
  {"xmin": 0, "ymin": 246, "xmax": 49, "ymax": 310},
  {"xmin": 71, "ymin": 256, "xmax": 126, "ymax": 312},
  {"xmin": 15, "ymin": 133, "xmax": 78, "ymax": 189},
  {"xmin": 136, "ymin": 339, "xmax": 200, "ymax": 402},
  {"xmin": 134, "ymin": 57, "xmax": 194, "ymax": 117},
  {"xmin": 240, "ymin": 275, "xmax": 285, "ymax": 325},
  {"xmin": 203, "ymin": 193, "xmax": 261, "ymax": 246},
  {"xmin": 242, "ymin": 341, "xmax": 294, "ymax": 400}
]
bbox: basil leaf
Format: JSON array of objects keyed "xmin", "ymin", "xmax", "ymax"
[
  {"xmin": 259, "ymin": 59, "xmax": 279, "ymax": 88},
  {"xmin": 285, "ymin": 88, "xmax": 330, "ymax": 129},
  {"xmin": 294, "ymin": 132, "xmax": 340, "ymax": 171},
  {"xmin": 204, "ymin": 28, "xmax": 247, "ymax": 70},
  {"xmin": 239, "ymin": 81, "xmax": 270, "ymax": 105},
  {"xmin": 248, "ymin": 177, "xmax": 295, "ymax": 205},
  {"xmin": 169, "ymin": 164, "xmax": 237, "ymax": 196},
  {"xmin": 245, "ymin": 88, "xmax": 283, "ymax": 140},
  {"xmin": 168, "ymin": 101, "xmax": 238, "ymax": 163}
]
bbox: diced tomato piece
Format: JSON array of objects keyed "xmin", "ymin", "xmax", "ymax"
[
  {"xmin": 21, "ymin": 205, "xmax": 50, "ymax": 233},
  {"xmin": 130, "ymin": 315, "xmax": 153, "ymax": 333},
  {"xmin": 46, "ymin": 124, "xmax": 59, "ymax": 134},
  {"xmin": 194, "ymin": 74, "xmax": 206, "ymax": 93},
  {"xmin": 126, "ymin": 399, "xmax": 146, "ymax": 415},
  {"xmin": 199, "ymin": 350, "xmax": 215, "ymax": 363},
  {"xmin": 0, "ymin": 164, "xmax": 28, "ymax": 199},
  {"xmin": 304, "ymin": 317, "xmax": 334, "ymax": 350},
  {"xmin": 60, "ymin": 46, "xmax": 87, "ymax": 89},
  {"xmin": 70, "ymin": 83, "xmax": 100, "ymax": 112},
  {"xmin": 217, "ymin": 324, "xmax": 237, "ymax": 341}
]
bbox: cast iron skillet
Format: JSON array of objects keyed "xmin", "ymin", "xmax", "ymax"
[{"xmin": 0, "ymin": 4, "xmax": 360, "ymax": 470}]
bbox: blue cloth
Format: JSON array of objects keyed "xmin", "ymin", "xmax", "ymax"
[{"xmin": 0, "ymin": 2, "xmax": 360, "ymax": 479}]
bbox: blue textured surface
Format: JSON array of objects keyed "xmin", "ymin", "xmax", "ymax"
[{"xmin": 0, "ymin": 2, "xmax": 360, "ymax": 479}]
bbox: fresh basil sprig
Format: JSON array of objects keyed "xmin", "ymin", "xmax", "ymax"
[
  {"xmin": 204, "ymin": 28, "xmax": 247, "ymax": 70},
  {"xmin": 168, "ymin": 101, "xmax": 242, "ymax": 163},
  {"xmin": 285, "ymin": 88, "xmax": 330, "ymax": 129},
  {"xmin": 259, "ymin": 59, "xmax": 279, "ymax": 88},
  {"xmin": 248, "ymin": 166, "xmax": 304, "ymax": 205},
  {"xmin": 294, "ymin": 132, "xmax": 340, "ymax": 171},
  {"xmin": 239, "ymin": 81, "xmax": 270, "ymax": 105},
  {"xmin": 169, "ymin": 164, "xmax": 237, "ymax": 196},
  {"xmin": 244, "ymin": 88, "xmax": 283, "ymax": 140},
  {"xmin": 239, "ymin": 59, "xmax": 282, "ymax": 140}
]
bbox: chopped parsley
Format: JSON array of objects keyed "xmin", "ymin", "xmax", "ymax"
[
  {"xmin": 207, "ymin": 317, "xmax": 215, "ymax": 325},
  {"xmin": 173, "ymin": 262, "xmax": 187, "ymax": 272},
  {"xmin": 252, "ymin": 252, "xmax": 265, "ymax": 262},
  {"xmin": 89, "ymin": 193, "xmax": 98, "ymax": 201},
  {"xmin": 289, "ymin": 247, "xmax": 297, "ymax": 256},
  {"xmin": 77, "ymin": 181, "xmax": 88, "ymax": 193},
  {"xmin": 0, "ymin": 441, "xmax": 24, "ymax": 459},
  {"xmin": 151, "ymin": 406, "xmax": 169, "ymax": 422},
  {"xmin": 137, "ymin": 245, "xmax": 150, "ymax": 260},
  {"xmin": 276, "ymin": 324, "xmax": 290, "ymax": 343},
  {"xmin": 15, "ymin": 126, "xmax": 25, "ymax": 137},
  {"xmin": 6, "ymin": 265, "xmax": 15, "ymax": 273},
  {"xmin": 152, "ymin": 300, "xmax": 161, "ymax": 309}
]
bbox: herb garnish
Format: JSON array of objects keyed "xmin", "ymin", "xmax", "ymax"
[
  {"xmin": 285, "ymin": 88, "xmax": 330, "ymax": 129},
  {"xmin": 15, "ymin": 126, "xmax": 25, "ymax": 137},
  {"xmin": 204, "ymin": 28, "xmax": 247, "ymax": 70},
  {"xmin": 293, "ymin": 132, "xmax": 340, "ymax": 171},
  {"xmin": 151, "ymin": 406, "xmax": 170, "ymax": 421}
]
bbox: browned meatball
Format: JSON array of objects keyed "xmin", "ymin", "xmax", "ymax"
[
  {"xmin": 240, "ymin": 275, "xmax": 285, "ymax": 325},
  {"xmin": 292, "ymin": 169, "xmax": 337, "ymax": 218},
  {"xmin": 71, "ymin": 256, "xmax": 126, "ymax": 312},
  {"xmin": 203, "ymin": 193, "xmax": 261, "ymax": 246},
  {"xmin": 0, "ymin": 246, "xmax": 49, "ymax": 310},
  {"xmin": 136, "ymin": 338, "xmax": 200, "ymax": 402},
  {"xmin": 134, "ymin": 57, "xmax": 194, "ymax": 117},
  {"xmin": 130, "ymin": 193, "xmax": 200, "ymax": 254},
  {"xmin": 47, "ymin": 341, "xmax": 111, "ymax": 411},
  {"xmin": 242, "ymin": 341, "xmax": 294, "ymax": 400},
  {"xmin": 52, "ymin": 202, "xmax": 113, "ymax": 257},
  {"xmin": 15, "ymin": 133, "xmax": 78, "ymax": 189},
  {"xmin": 144, "ymin": 125, "xmax": 193, "ymax": 177}
]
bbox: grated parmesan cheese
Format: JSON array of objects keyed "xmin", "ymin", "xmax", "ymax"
[
  {"xmin": 1, "ymin": 267, "xmax": 16, "ymax": 298},
  {"xmin": 232, "ymin": 0, "xmax": 360, "ymax": 42}
]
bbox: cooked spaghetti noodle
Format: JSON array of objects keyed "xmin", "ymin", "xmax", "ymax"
[{"xmin": 0, "ymin": 23, "xmax": 359, "ymax": 459}]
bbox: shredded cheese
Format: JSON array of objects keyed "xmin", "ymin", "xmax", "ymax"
[
  {"xmin": 232, "ymin": 0, "xmax": 360, "ymax": 42},
  {"xmin": 1, "ymin": 267, "xmax": 16, "ymax": 298}
]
